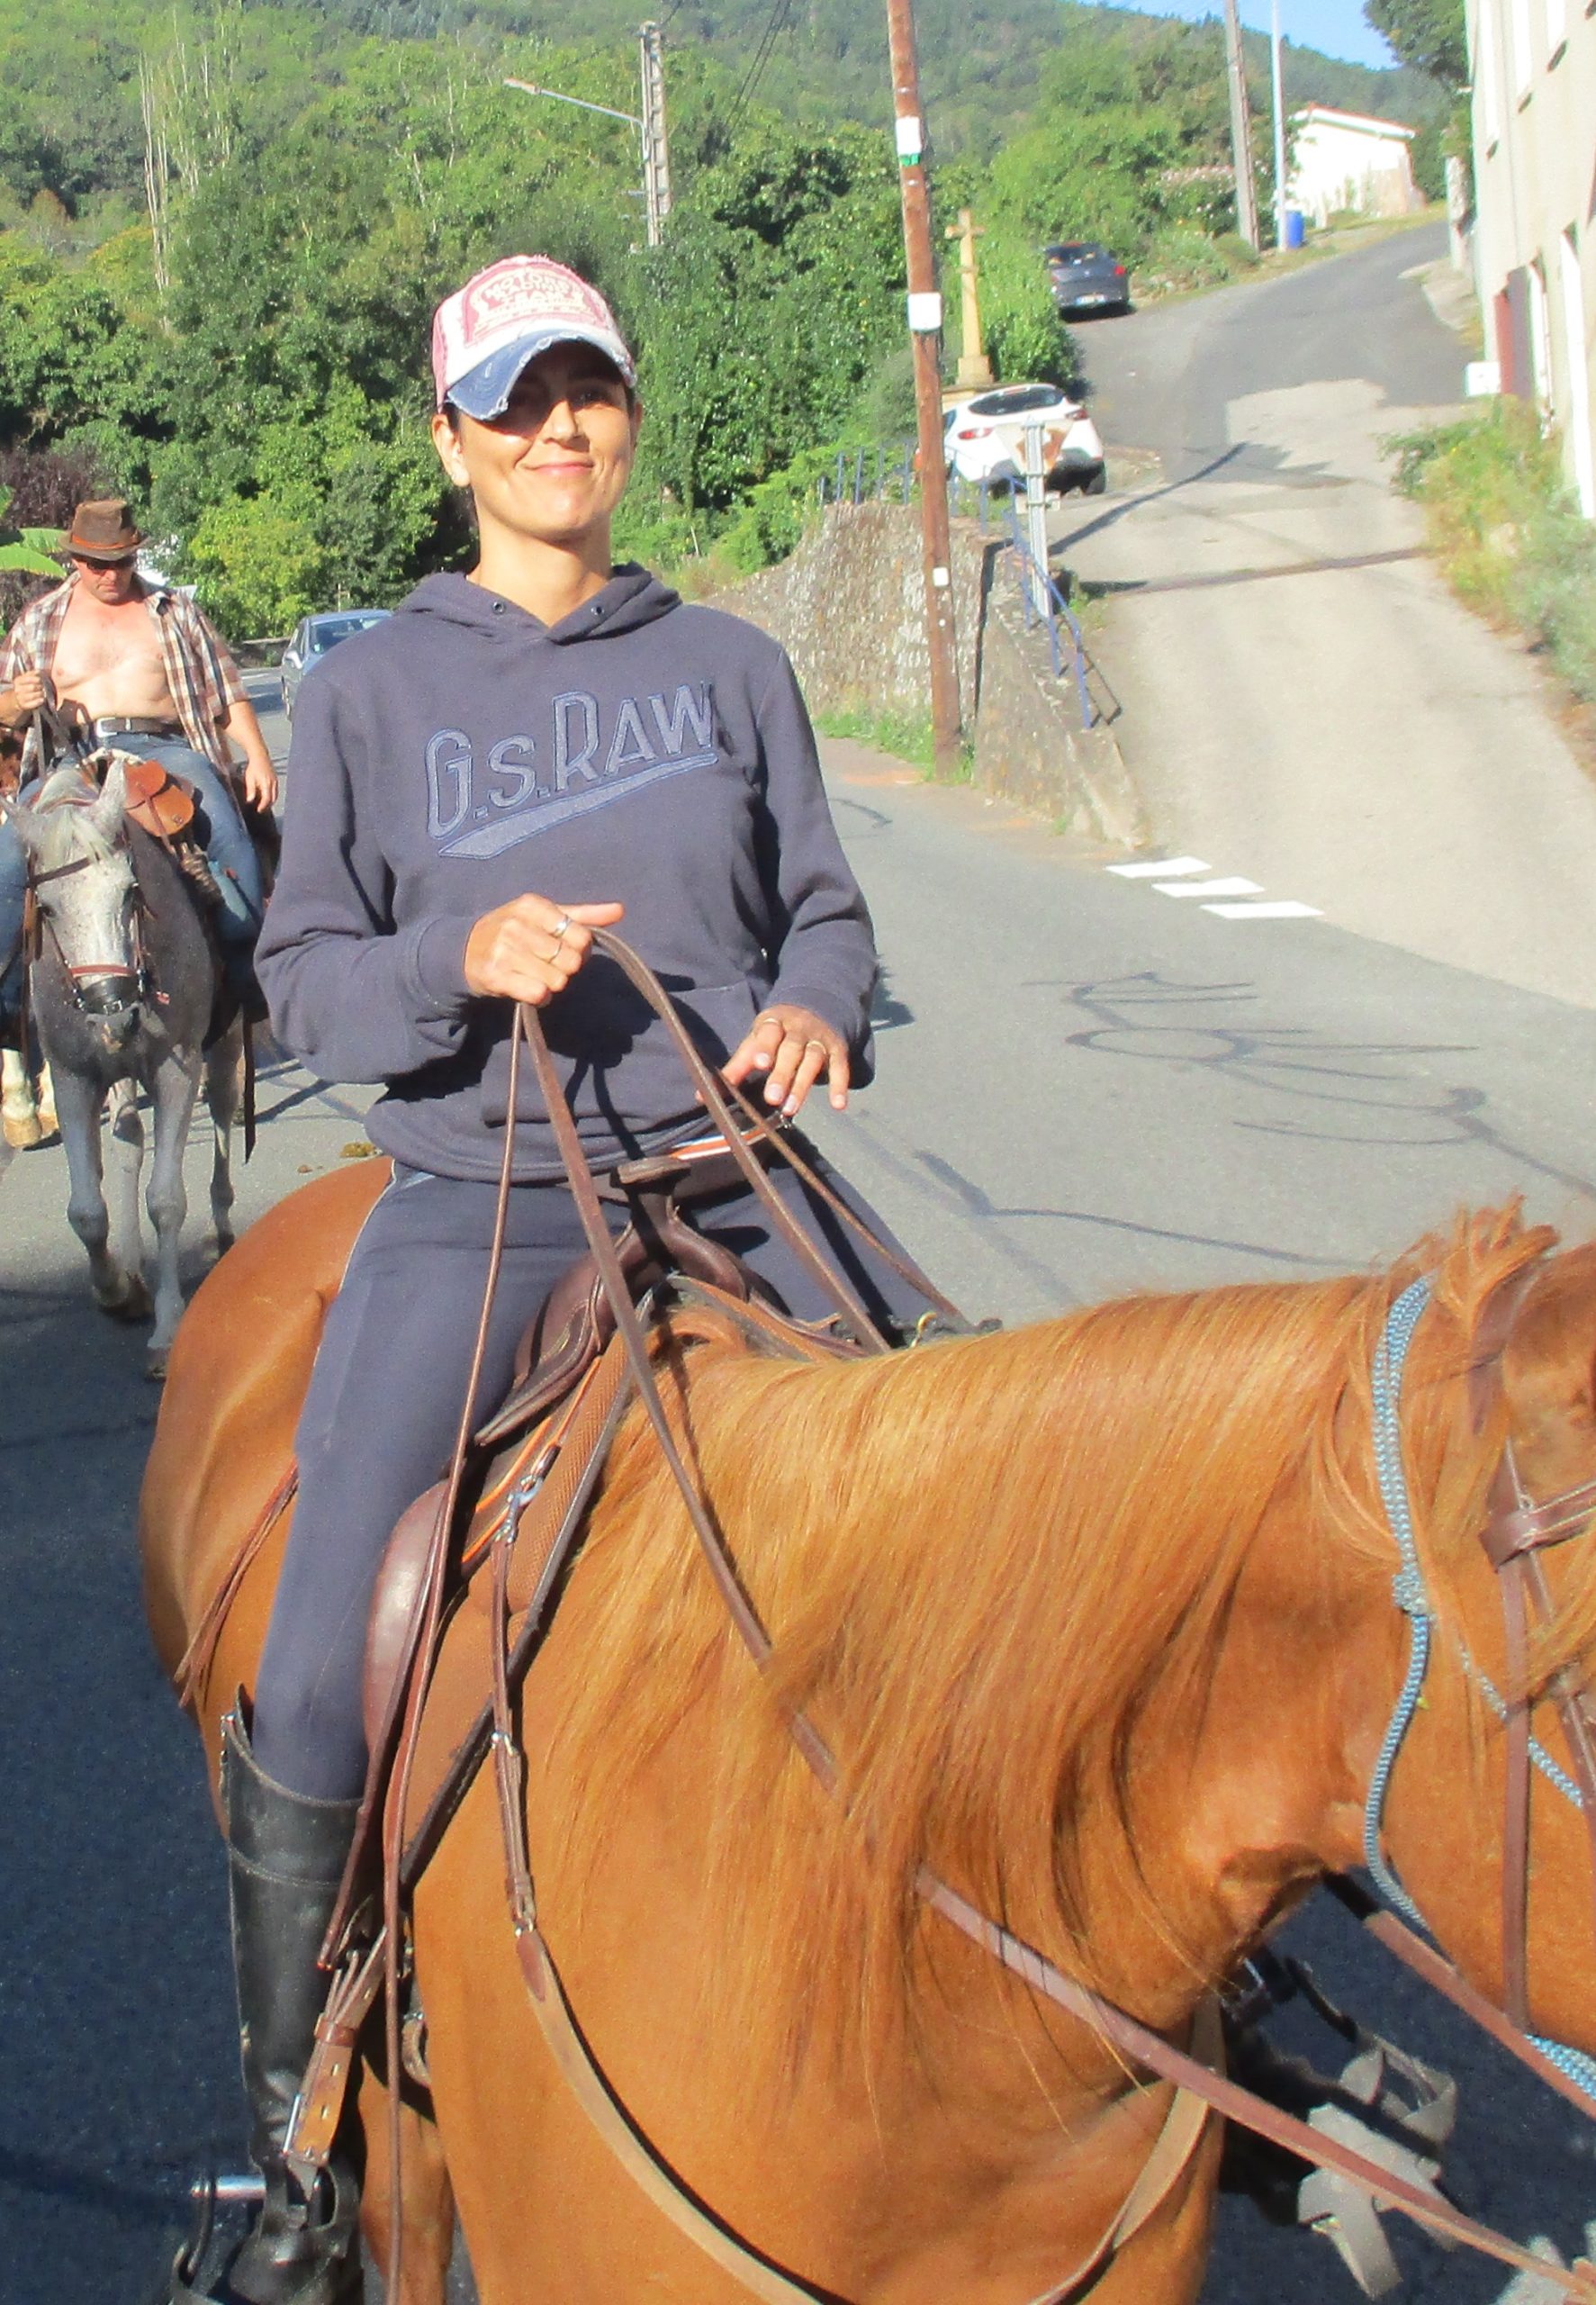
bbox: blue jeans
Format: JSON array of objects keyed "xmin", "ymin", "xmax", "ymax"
[{"xmin": 0, "ymin": 738, "xmax": 264, "ymax": 1008}]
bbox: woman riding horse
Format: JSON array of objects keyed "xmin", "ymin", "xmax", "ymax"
[{"xmin": 187, "ymin": 254, "xmax": 933, "ymax": 2305}]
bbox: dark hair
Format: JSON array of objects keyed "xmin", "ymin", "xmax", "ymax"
[{"xmin": 442, "ymin": 346, "xmax": 636, "ymax": 432}]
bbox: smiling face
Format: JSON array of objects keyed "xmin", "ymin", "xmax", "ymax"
[{"xmin": 430, "ymin": 340, "xmax": 642, "ymax": 561}]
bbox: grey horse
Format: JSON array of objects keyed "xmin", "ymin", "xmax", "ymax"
[{"xmin": 5, "ymin": 758, "xmax": 241, "ymax": 1377}]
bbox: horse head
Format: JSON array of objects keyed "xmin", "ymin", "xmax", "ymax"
[{"xmin": 8, "ymin": 760, "xmax": 142, "ymax": 1043}]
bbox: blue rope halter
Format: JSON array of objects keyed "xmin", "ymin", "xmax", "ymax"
[{"xmin": 1365, "ymin": 1275, "xmax": 1596, "ymax": 2105}]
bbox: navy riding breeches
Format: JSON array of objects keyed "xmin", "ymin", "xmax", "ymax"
[{"xmin": 249, "ymin": 1152, "xmax": 933, "ymax": 1801}]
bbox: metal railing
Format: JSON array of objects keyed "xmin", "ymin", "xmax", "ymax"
[
  {"xmin": 999, "ymin": 501, "xmax": 1096, "ymax": 730},
  {"xmin": 810, "ymin": 447, "xmax": 1096, "ymax": 732}
]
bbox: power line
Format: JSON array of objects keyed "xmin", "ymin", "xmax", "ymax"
[{"xmin": 725, "ymin": 0, "xmax": 798, "ymax": 136}]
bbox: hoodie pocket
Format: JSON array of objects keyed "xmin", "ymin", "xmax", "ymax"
[{"xmin": 480, "ymin": 977, "xmax": 762, "ymax": 1132}]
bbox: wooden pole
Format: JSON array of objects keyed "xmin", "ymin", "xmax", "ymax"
[
  {"xmin": 1222, "ymin": 0, "xmax": 1260, "ymax": 251},
  {"xmin": 885, "ymin": 0, "xmax": 962, "ymax": 780}
]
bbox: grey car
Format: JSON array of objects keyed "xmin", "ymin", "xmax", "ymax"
[
  {"xmin": 1045, "ymin": 242, "xmax": 1131, "ymax": 317},
  {"xmin": 279, "ymin": 610, "xmax": 391, "ymax": 722}
]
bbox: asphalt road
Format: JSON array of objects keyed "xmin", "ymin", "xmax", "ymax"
[
  {"xmin": 6, "ymin": 615, "xmax": 1596, "ymax": 2290},
  {"xmin": 1059, "ymin": 224, "xmax": 1596, "ymax": 1015}
]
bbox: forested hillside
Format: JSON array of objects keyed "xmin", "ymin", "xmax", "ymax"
[{"xmin": 0, "ymin": 0, "xmax": 1442, "ymax": 633}]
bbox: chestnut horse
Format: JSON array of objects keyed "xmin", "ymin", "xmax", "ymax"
[{"xmin": 140, "ymin": 1176, "xmax": 1596, "ymax": 2303}]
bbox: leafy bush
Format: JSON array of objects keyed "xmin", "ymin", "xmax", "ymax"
[
  {"xmin": 1132, "ymin": 225, "xmax": 1241, "ymax": 296},
  {"xmin": 1391, "ymin": 402, "xmax": 1596, "ymax": 706}
]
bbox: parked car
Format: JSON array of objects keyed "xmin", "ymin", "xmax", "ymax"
[
  {"xmin": 279, "ymin": 610, "xmax": 392, "ymax": 721},
  {"xmin": 1045, "ymin": 242, "xmax": 1131, "ymax": 317},
  {"xmin": 942, "ymin": 383, "xmax": 1106, "ymax": 495}
]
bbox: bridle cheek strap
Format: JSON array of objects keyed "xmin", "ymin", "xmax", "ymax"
[{"xmin": 1472, "ymin": 1268, "xmax": 1596, "ymax": 2034}]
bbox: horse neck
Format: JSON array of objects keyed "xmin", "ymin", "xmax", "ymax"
[{"xmin": 1119, "ymin": 1489, "xmax": 1402, "ymax": 2020}]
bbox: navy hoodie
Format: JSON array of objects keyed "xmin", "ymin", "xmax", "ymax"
[{"xmin": 257, "ymin": 568, "xmax": 879, "ymax": 1183}]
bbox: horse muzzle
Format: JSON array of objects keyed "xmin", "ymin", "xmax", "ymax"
[{"xmin": 77, "ymin": 972, "xmax": 142, "ymax": 1038}]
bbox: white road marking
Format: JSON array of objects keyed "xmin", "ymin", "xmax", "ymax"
[
  {"xmin": 1104, "ymin": 856, "xmax": 1322, "ymax": 924},
  {"xmin": 1153, "ymin": 876, "xmax": 1264, "ymax": 899},
  {"xmin": 1203, "ymin": 899, "xmax": 1323, "ymax": 920}
]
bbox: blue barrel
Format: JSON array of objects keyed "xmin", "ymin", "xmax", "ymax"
[{"xmin": 1285, "ymin": 209, "xmax": 1306, "ymax": 249}]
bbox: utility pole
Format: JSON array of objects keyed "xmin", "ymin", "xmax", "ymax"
[
  {"xmin": 1269, "ymin": 0, "xmax": 1287, "ymax": 249},
  {"xmin": 1222, "ymin": 0, "xmax": 1260, "ymax": 251},
  {"xmin": 885, "ymin": 0, "xmax": 962, "ymax": 782},
  {"xmin": 638, "ymin": 22, "xmax": 672, "ymax": 247},
  {"xmin": 945, "ymin": 208, "xmax": 993, "ymax": 391}
]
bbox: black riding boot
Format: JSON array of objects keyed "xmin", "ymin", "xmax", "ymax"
[{"xmin": 173, "ymin": 1708, "xmax": 363, "ymax": 2305}]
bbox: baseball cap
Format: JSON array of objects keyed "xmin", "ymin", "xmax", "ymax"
[{"xmin": 432, "ymin": 255, "xmax": 636, "ymax": 420}]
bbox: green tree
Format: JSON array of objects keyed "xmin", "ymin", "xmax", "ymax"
[{"xmin": 1363, "ymin": 0, "xmax": 1468, "ymax": 90}]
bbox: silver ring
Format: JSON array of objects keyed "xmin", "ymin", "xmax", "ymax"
[{"xmin": 551, "ymin": 912, "xmax": 572, "ymax": 939}]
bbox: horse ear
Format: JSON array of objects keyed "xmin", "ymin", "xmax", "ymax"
[
  {"xmin": 2, "ymin": 794, "xmax": 42, "ymax": 854},
  {"xmin": 88, "ymin": 757, "xmax": 128, "ymax": 843}
]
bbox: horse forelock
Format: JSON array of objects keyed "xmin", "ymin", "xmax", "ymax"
[
  {"xmin": 32, "ymin": 768, "xmax": 123, "ymax": 869},
  {"xmin": 549, "ymin": 1204, "xmax": 1574, "ymax": 2083}
]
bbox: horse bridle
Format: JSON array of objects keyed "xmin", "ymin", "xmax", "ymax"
[
  {"xmin": 1366, "ymin": 1262, "xmax": 1596, "ymax": 2099},
  {"xmin": 27, "ymin": 833, "xmax": 149, "ymax": 1016}
]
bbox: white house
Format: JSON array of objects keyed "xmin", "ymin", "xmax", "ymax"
[
  {"xmin": 1287, "ymin": 107, "xmax": 1421, "ymax": 228},
  {"xmin": 1466, "ymin": 0, "xmax": 1596, "ymax": 517}
]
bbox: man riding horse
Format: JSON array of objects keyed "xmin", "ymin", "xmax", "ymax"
[{"xmin": 0, "ymin": 497, "xmax": 276, "ymax": 1022}]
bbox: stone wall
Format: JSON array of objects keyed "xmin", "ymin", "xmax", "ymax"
[{"xmin": 722, "ymin": 502, "xmax": 1145, "ymax": 851}]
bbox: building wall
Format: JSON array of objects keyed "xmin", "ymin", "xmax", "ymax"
[
  {"xmin": 1288, "ymin": 112, "xmax": 1420, "ymax": 228},
  {"xmin": 1468, "ymin": 0, "xmax": 1596, "ymax": 515}
]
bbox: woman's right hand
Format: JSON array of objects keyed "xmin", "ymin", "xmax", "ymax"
[{"xmin": 463, "ymin": 895, "xmax": 625, "ymax": 1006}]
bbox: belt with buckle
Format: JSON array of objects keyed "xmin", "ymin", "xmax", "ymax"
[{"xmin": 91, "ymin": 716, "xmax": 184, "ymax": 742}]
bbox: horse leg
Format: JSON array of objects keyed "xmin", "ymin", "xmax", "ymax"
[
  {"xmin": 203, "ymin": 1020, "xmax": 242, "ymax": 1255},
  {"xmin": 105, "ymin": 1080, "xmax": 152, "ymax": 1303},
  {"xmin": 34, "ymin": 1058, "xmax": 57, "ymax": 1139},
  {"xmin": 145, "ymin": 1053, "xmax": 202, "ymax": 1379},
  {"xmin": 50, "ymin": 1065, "xmax": 148, "ymax": 1317},
  {"xmin": 356, "ymin": 2067, "xmax": 456, "ymax": 2305},
  {"xmin": 2, "ymin": 1044, "xmax": 41, "ymax": 1149}
]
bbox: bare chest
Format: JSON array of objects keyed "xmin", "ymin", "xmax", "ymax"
[{"xmin": 51, "ymin": 594, "xmax": 175, "ymax": 719}]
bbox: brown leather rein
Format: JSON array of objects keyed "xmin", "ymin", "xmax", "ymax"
[{"xmin": 304, "ymin": 937, "xmax": 1596, "ymax": 2302}]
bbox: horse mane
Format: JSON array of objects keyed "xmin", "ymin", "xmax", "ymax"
[{"xmin": 553, "ymin": 1203, "xmax": 1581, "ymax": 2072}]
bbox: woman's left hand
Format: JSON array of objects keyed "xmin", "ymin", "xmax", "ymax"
[{"xmin": 720, "ymin": 1006, "xmax": 851, "ymax": 1118}]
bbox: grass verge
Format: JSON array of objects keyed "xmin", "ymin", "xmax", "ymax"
[
  {"xmin": 1390, "ymin": 401, "xmax": 1596, "ymax": 710},
  {"xmin": 814, "ymin": 703, "xmax": 975, "ymax": 783}
]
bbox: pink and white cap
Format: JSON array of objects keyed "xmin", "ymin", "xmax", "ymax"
[{"xmin": 430, "ymin": 255, "xmax": 636, "ymax": 417}]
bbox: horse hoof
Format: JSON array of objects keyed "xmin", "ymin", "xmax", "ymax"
[
  {"xmin": 3, "ymin": 1111, "xmax": 42, "ymax": 1151},
  {"xmin": 145, "ymin": 1349, "xmax": 169, "ymax": 1384},
  {"xmin": 98, "ymin": 1275, "xmax": 154, "ymax": 1324}
]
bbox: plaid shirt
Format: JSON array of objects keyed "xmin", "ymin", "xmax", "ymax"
[{"xmin": 0, "ymin": 572, "xmax": 247, "ymax": 770}]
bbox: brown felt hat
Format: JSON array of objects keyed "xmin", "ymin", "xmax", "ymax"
[{"xmin": 61, "ymin": 498, "xmax": 144, "ymax": 564}]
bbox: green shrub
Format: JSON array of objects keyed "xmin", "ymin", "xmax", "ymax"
[{"xmin": 1391, "ymin": 401, "xmax": 1596, "ymax": 706}]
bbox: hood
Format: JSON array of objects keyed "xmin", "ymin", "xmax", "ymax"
[{"xmin": 393, "ymin": 565, "xmax": 680, "ymax": 644}]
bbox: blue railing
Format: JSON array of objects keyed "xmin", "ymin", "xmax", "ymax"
[
  {"xmin": 999, "ymin": 500, "xmax": 1096, "ymax": 731},
  {"xmin": 812, "ymin": 450, "xmax": 1096, "ymax": 732}
]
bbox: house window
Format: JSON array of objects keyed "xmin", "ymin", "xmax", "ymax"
[
  {"xmin": 1559, "ymin": 229, "xmax": 1595, "ymax": 516},
  {"xmin": 1478, "ymin": 0, "xmax": 1503, "ymax": 144}
]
